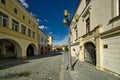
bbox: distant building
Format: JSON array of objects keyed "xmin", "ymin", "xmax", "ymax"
[
  {"xmin": 70, "ymin": 0, "xmax": 120, "ymax": 75},
  {"xmin": 38, "ymin": 29, "xmax": 48, "ymax": 55},
  {"xmin": 47, "ymin": 36, "xmax": 52, "ymax": 52},
  {"xmin": 52, "ymin": 46, "xmax": 65, "ymax": 51},
  {"xmin": 0, "ymin": 0, "xmax": 39, "ymax": 59}
]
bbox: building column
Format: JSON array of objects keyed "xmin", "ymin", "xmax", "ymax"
[
  {"xmin": 96, "ymin": 36, "xmax": 101, "ymax": 68},
  {"xmin": 79, "ymin": 38, "xmax": 84, "ymax": 61},
  {"xmin": 18, "ymin": 46, "xmax": 27, "ymax": 59}
]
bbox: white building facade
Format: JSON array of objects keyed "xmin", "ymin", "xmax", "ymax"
[{"xmin": 70, "ymin": 0, "xmax": 120, "ymax": 75}]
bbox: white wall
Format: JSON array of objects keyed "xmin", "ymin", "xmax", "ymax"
[{"xmin": 102, "ymin": 35, "xmax": 120, "ymax": 74}]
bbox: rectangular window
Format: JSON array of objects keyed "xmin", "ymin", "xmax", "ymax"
[
  {"xmin": 28, "ymin": 29, "xmax": 31, "ymax": 37},
  {"xmin": 0, "ymin": 12, "xmax": 8, "ymax": 27},
  {"xmin": 76, "ymin": 29, "xmax": 78, "ymax": 40},
  {"xmin": 23, "ymin": 15, "xmax": 25, "ymax": 20},
  {"xmin": 41, "ymin": 37, "xmax": 43, "ymax": 42},
  {"xmin": 12, "ymin": 19, "xmax": 19, "ymax": 31},
  {"xmin": 14, "ymin": 8, "xmax": 17, "ymax": 14},
  {"xmin": 29, "ymin": 20, "xmax": 30, "ymax": 24},
  {"xmin": 86, "ymin": 18, "xmax": 90, "ymax": 33},
  {"xmin": 1, "ymin": 0, "xmax": 6, "ymax": 4},
  {"xmin": 21, "ymin": 25, "xmax": 26, "ymax": 35},
  {"xmin": 32, "ymin": 32, "xmax": 35, "ymax": 38}
]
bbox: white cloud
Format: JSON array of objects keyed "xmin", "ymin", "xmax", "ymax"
[
  {"xmin": 53, "ymin": 35, "xmax": 68, "ymax": 46},
  {"xmin": 39, "ymin": 25, "xmax": 48, "ymax": 30},
  {"xmin": 44, "ymin": 19, "xmax": 49, "ymax": 22},
  {"xmin": 37, "ymin": 19, "xmax": 41, "ymax": 22},
  {"xmin": 19, "ymin": 0, "xmax": 29, "ymax": 8},
  {"xmin": 49, "ymin": 32, "xmax": 53, "ymax": 35}
]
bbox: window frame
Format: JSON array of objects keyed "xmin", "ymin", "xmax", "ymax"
[
  {"xmin": 1, "ymin": 0, "xmax": 6, "ymax": 4},
  {"xmin": 0, "ymin": 12, "xmax": 8, "ymax": 27},
  {"xmin": 14, "ymin": 8, "xmax": 18, "ymax": 14},
  {"xmin": 32, "ymin": 31, "xmax": 35, "ymax": 38},
  {"xmin": 21, "ymin": 25, "xmax": 26, "ymax": 35},
  {"xmin": 86, "ymin": 17, "xmax": 90, "ymax": 33},
  {"xmin": 12, "ymin": 19, "xmax": 19, "ymax": 32},
  {"xmin": 28, "ymin": 29, "xmax": 31, "ymax": 37}
]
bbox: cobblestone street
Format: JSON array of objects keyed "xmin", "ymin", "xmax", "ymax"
[
  {"xmin": 0, "ymin": 52, "xmax": 63, "ymax": 80},
  {"xmin": 0, "ymin": 52, "xmax": 120, "ymax": 80}
]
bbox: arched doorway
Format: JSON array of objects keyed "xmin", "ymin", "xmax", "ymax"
[
  {"xmin": 41, "ymin": 47, "xmax": 44, "ymax": 55},
  {"xmin": 84, "ymin": 42, "xmax": 96, "ymax": 65},
  {"xmin": 0, "ymin": 39, "xmax": 21, "ymax": 59},
  {"xmin": 27, "ymin": 44, "xmax": 34, "ymax": 57}
]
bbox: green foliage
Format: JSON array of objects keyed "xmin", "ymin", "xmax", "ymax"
[{"xmin": 65, "ymin": 45, "xmax": 68, "ymax": 52}]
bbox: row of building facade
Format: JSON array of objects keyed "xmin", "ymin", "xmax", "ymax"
[
  {"xmin": 70, "ymin": 0, "xmax": 120, "ymax": 75},
  {"xmin": 0, "ymin": 0, "xmax": 52, "ymax": 59}
]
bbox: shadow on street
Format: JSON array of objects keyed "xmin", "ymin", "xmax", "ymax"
[{"xmin": 0, "ymin": 52, "xmax": 62, "ymax": 70}]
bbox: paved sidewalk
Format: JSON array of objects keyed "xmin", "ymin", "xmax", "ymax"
[{"xmin": 63, "ymin": 52, "xmax": 120, "ymax": 80}]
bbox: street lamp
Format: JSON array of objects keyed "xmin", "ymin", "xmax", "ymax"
[
  {"xmin": 63, "ymin": 10, "xmax": 80, "ymax": 70},
  {"xmin": 63, "ymin": 10, "xmax": 72, "ymax": 70}
]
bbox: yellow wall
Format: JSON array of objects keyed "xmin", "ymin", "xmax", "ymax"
[
  {"xmin": 0, "ymin": 0, "xmax": 39, "ymax": 42},
  {"xmin": 0, "ymin": 26, "xmax": 37, "ymax": 42}
]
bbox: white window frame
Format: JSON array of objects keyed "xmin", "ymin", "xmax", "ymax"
[
  {"xmin": 12, "ymin": 19, "xmax": 19, "ymax": 32},
  {"xmin": 0, "ymin": 13, "xmax": 8, "ymax": 27}
]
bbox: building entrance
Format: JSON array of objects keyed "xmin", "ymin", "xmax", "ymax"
[{"xmin": 84, "ymin": 42, "xmax": 96, "ymax": 65}]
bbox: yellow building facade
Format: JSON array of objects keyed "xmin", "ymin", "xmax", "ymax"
[
  {"xmin": 0, "ymin": 0, "xmax": 39, "ymax": 59},
  {"xmin": 47, "ymin": 36, "xmax": 52, "ymax": 52}
]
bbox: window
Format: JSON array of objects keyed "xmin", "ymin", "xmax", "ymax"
[
  {"xmin": 32, "ymin": 32, "xmax": 35, "ymax": 38},
  {"xmin": 74, "ymin": 27, "xmax": 78, "ymax": 40},
  {"xmin": 86, "ymin": 0, "xmax": 90, "ymax": 5},
  {"xmin": 21, "ymin": 25, "xmax": 26, "ymax": 35},
  {"xmin": 1, "ymin": 0, "xmax": 6, "ymax": 4},
  {"xmin": 28, "ymin": 29, "xmax": 31, "ymax": 37},
  {"xmin": 41, "ymin": 37, "xmax": 43, "ymax": 42},
  {"xmin": 23, "ymin": 15, "xmax": 25, "ymax": 20},
  {"xmin": 76, "ymin": 29, "xmax": 78, "ymax": 40},
  {"xmin": 86, "ymin": 18, "xmax": 90, "ymax": 33},
  {"xmin": 29, "ymin": 20, "xmax": 30, "ymax": 24},
  {"xmin": 0, "ymin": 12, "xmax": 8, "ymax": 27},
  {"xmin": 14, "ymin": 8, "xmax": 17, "ymax": 14},
  {"xmin": 12, "ymin": 19, "xmax": 19, "ymax": 31}
]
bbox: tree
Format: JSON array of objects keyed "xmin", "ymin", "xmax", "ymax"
[{"xmin": 65, "ymin": 45, "xmax": 68, "ymax": 52}]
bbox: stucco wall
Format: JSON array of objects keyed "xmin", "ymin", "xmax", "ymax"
[{"xmin": 102, "ymin": 34, "xmax": 120, "ymax": 74}]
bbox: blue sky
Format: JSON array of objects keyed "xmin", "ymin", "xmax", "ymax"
[{"xmin": 19, "ymin": 0, "xmax": 80, "ymax": 46}]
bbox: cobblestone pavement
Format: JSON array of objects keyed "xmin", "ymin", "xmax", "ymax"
[
  {"xmin": 0, "ymin": 52, "xmax": 63, "ymax": 80},
  {"xmin": 63, "ymin": 52, "xmax": 120, "ymax": 80}
]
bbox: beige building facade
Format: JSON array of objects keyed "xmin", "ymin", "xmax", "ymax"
[
  {"xmin": 70, "ymin": 0, "xmax": 120, "ymax": 75},
  {"xmin": 47, "ymin": 36, "xmax": 52, "ymax": 52},
  {"xmin": 38, "ymin": 29, "xmax": 48, "ymax": 55},
  {"xmin": 0, "ymin": 0, "xmax": 39, "ymax": 59}
]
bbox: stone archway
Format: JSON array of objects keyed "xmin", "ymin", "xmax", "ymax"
[
  {"xmin": 41, "ymin": 47, "xmax": 44, "ymax": 55},
  {"xmin": 27, "ymin": 44, "xmax": 36, "ymax": 57},
  {"xmin": 84, "ymin": 42, "xmax": 96, "ymax": 65},
  {"xmin": 0, "ymin": 39, "xmax": 22, "ymax": 59}
]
